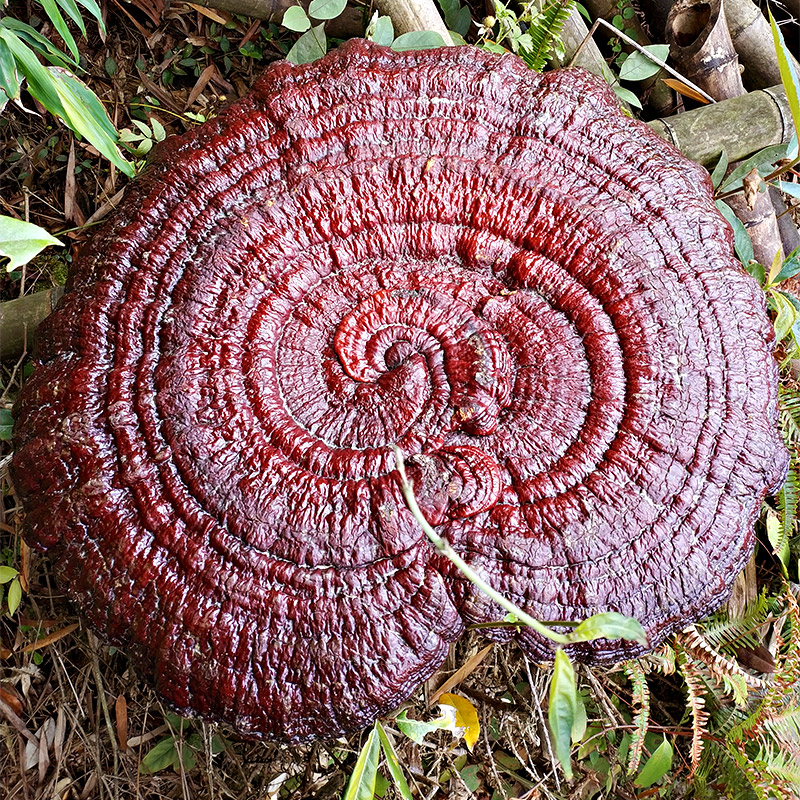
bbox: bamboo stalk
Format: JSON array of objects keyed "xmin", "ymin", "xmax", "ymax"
[
  {"xmin": 648, "ymin": 84, "xmax": 791, "ymax": 165},
  {"xmin": 373, "ymin": 0, "xmax": 453, "ymax": 41},
  {"xmin": 666, "ymin": 0, "xmax": 746, "ymax": 101},
  {"xmin": 550, "ymin": 7, "xmax": 616, "ymax": 83}
]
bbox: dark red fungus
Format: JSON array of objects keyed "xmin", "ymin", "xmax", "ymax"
[{"xmin": 11, "ymin": 40, "xmax": 788, "ymax": 741}]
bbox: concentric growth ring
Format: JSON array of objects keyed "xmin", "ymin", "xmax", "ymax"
[{"xmin": 12, "ymin": 40, "xmax": 788, "ymax": 740}]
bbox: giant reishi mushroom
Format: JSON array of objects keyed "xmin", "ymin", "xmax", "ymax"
[{"xmin": 12, "ymin": 40, "xmax": 788, "ymax": 741}]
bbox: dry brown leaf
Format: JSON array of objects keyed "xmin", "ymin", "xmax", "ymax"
[
  {"xmin": 429, "ymin": 643, "xmax": 494, "ymax": 706},
  {"xmin": 19, "ymin": 622, "xmax": 79, "ymax": 653},
  {"xmin": 662, "ymin": 78, "xmax": 712, "ymax": 104},
  {"xmin": 116, "ymin": 694, "xmax": 129, "ymax": 751}
]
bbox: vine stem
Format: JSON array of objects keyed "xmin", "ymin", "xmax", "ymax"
[{"xmin": 392, "ymin": 446, "xmax": 572, "ymax": 646}]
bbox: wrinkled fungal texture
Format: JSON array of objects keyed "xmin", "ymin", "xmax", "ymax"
[{"xmin": 12, "ymin": 40, "xmax": 788, "ymax": 741}]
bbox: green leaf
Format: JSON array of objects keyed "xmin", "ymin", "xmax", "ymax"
[
  {"xmin": 370, "ymin": 16, "xmax": 394, "ymax": 46},
  {"xmin": 342, "ymin": 726, "xmax": 380, "ymax": 800},
  {"xmin": 0, "ymin": 408, "xmax": 13, "ymax": 441},
  {"xmin": 376, "ymin": 722, "xmax": 413, "ymax": 800},
  {"xmin": 772, "ymin": 246, "xmax": 800, "ymax": 284},
  {"xmin": 766, "ymin": 510, "xmax": 790, "ymax": 570},
  {"xmin": 150, "ymin": 116, "xmax": 167, "ymax": 142},
  {"xmin": 776, "ymin": 180, "xmax": 800, "ymax": 201},
  {"xmin": 54, "ymin": 0, "xmax": 88, "ymax": 36},
  {"xmin": 46, "ymin": 67, "xmax": 135, "ymax": 176},
  {"xmin": 772, "ymin": 289, "xmax": 797, "ymax": 343},
  {"xmin": 75, "ymin": 0, "xmax": 106, "ymax": 30},
  {"xmin": 548, "ymin": 649, "xmax": 577, "ymax": 780},
  {"xmin": 0, "ymin": 28, "xmax": 68, "ymax": 116},
  {"xmin": 570, "ymin": 612, "xmax": 648, "ymax": 647},
  {"xmin": 391, "ymin": 31, "xmax": 447, "ymax": 51},
  {"xmin": 634, "ymin": 736, "xmax": 673, "ymax": 787},
  {"xmin": 395, "ymin": 709, "xmax": 447, "ymax": 744},
  {"xmin": 282, "ymin": 6, "xmax": 311, "ymax": 32},
  {"xmin": 0, "ymin": 39, "xmax": 21, "ymax": 103},
  {"xmin": 40, "ymin": 0, "xmax": 80, "ymax": 61},
  {"xmin": 715, "ymin": 200, "xmax": 754, "ymax": 266},
  {"xmin": 1, "ymin": 18, "xmax": 75, "ymax": 68},
  {"xmin": 611, "ymin": 84, "xmax": 642, "ymax": 109},
  {"xmin": 709, "ymin": 149, "xmax": 728, "ymax": 190},
  {"xmin": 7, "ymin": 578, "xmax": 22, "ymax": 615},
  {"xmin": 285, "ymin": 23, "xmax": 326, "ymax": 65},
  {"xmin": 618, "ymin": 45, "xmax": 669, "ymax": 82},
  {"xmin": 746, "ymin": 260, "xmax": 766, "ymax": 286},
  {"xmin": 0, "ymin": 216, "xmax": 63, "ymax": 271},
  {"xmin": 0, "ymin": 566, "xmax": 18, "ymax": 583},
  {"xmin": 720, "ymin": 142, "xmax": 793, "ymax": 192},
  {"xmin": 308, "ymin": 0, "xmax": 346, "ymax": 20},
  {"xmin": 140, "ymin": 736, "xmax": 179, "ymax": 774},
  {"xmin": 769, "ymin": 9, "xmax": 800, "ymax": 148}
]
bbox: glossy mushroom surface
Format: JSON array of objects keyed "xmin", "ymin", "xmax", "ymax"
[{"xmin": 12, "ymin": 40, "xmax": 788, "ymax": 740}]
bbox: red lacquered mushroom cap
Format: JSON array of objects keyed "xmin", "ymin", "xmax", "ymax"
[{"xmin": 12, "ymin": 40, "xmax": 788, "ymax": 740}]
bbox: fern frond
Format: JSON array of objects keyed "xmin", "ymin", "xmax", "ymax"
[
  {"xmin": 779, "ymin": 385, "xmax": 800, "ymax": 447},
  {"xmin": 520, "ymin": 0, "xmax": 575, "ymax": 72},
  {"xmin": 697, "ymin": 593, "xmax": 771, "ymax": 655},
  {"xmin": 677, "ymin": 648, "xmax": 711, "ymax": 777},
  {"xmin": 777, "ymin": 465, "xmax": 799, "ymax": 542},
  {"xmin": 678, "ymin": 625, "xmax": 767, "ymax": 703},
  {"xmin": 623, "ymin": 660, "xmax": 650, "ymax": 774}
]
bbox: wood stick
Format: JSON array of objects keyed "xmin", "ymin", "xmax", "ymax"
[
  {"xmin": 188, "ymin": 0, "xmax": 366, "ymax": 38},
  {"xmin": 0, "ymin": 287, "xmax": 64, "ymax": 362},
  {"xmin": 550, "ymin": 7, "xmax": 616, "ymax": 82}
]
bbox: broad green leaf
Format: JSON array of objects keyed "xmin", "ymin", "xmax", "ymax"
[
  {"xmin": 769, "ymin": 9, "xmax": 800, "ymax": 148},
  {"xmin": 709, "ymin": 149, "xmax": 728, "ymax": 190},
  {"xmin": 140, "ymin": 736, "xmax": 179, "ymax": 773},
  {"xmin": 0, "ymin": 28, "xmax": 68, "ymax": 116},
  {"xmin": 0, "ymin": 39, "xmax": 20, "ymax": 105},
  {"xmin": 776, "ymin": 180, "xmax": 800, "ymax": 201},
  {"xmin": 618, "ymin": 45, "xmax": 669, "ymax": 82},
  {"xmin": 634, "ymin": 736, "xmax": 673, "ymax": 787},
  {"xmin": 375, "ymin": 722, "xmax": 412, "ymax": 800},
  {"xmin": 772, "ymin": 289, "xmax": 798, "ymax": 343},
  {"xmin": 342, "ymin": 726, "xmax": 380, "ymax": 800},
  {"xmin": 571, "ymin": 690, "xmax": 587, "ymax": 744},
  {"xmin": 54, "ymin": 0, "xmax": 88, "ymax": 35},
  {"xmin": 282, "ymin": 6, "xmax": 311, "ymax": 32},
  {"xmin": 370, "ymin": 16, "xmax": 394, "ymax": 46},
  {"xmin": 715, "ymin": 200, "xmax": 754, "ymax": 266},
  {"xmin": 745, "ymin": 260, "xmax": 766, "ymax": 286},
  {"xmin": 611, "ymin": 84, "xmax": 642, "ymax": 109},
  {"xmin": 1, "ymin": 17, "xmax": 75, "ymax": 67},
  {"xmin": 570, "ymin": 612, "xmax": 648, "ymax": 646},
  {"xmin": 0, "ymin": 408, "xmax": 13, "ymax": 441},
  {"xmin": 46, "ymin": 67, "xmax": 135, "ymax": 176},
  {"xmin": 481, "ymin": 41, "xmax": 508, "ymax": 55},
  {"xmin": 0, "ymin": 216, "xmax": 63, "ymax": 271},
  {"xmin": 720, "ymin": 142, "xmax": 793, "ymax": 191},
  {"xmin": 7, "ymin": 578, "xmax": 22, "ymax": 615},
  {"xmin": 391, "ymin": 31, "xmax": 447, "ymax": 51},
  {"xmin": 0, "ymin": 566, "xmax": 18, "ymax": 583},
  {"xmin": 308, "ymin": 0, "xmax": 347, "ymax": 20},
  {"xmin": 75, "ymin": 0, "xmax": 106, "ymax": 29},
  {"xmin": 395, "ymin": 710, "xmax": 439, "ymax": 744},
  {"xmin": 286, "ymin": 23, "xmax": 326, "ymax": 65},
  {"xmin": 772, "ymin": 246, "xmax": 800, "ymax": 284},
  {"xmin": 548, "ymin": 649, "xmax": 577, "ymax": 780},
  {"xmin": 150, "ymin": 116, "xmax": 167, "ymax": 142},
  {"xmin": 40, "ymin": 0, "xmax": 79, "ymax": 61},
  {"xmin": 438, "ymin": 693, "xmax": 480, "ymax": 751}
]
